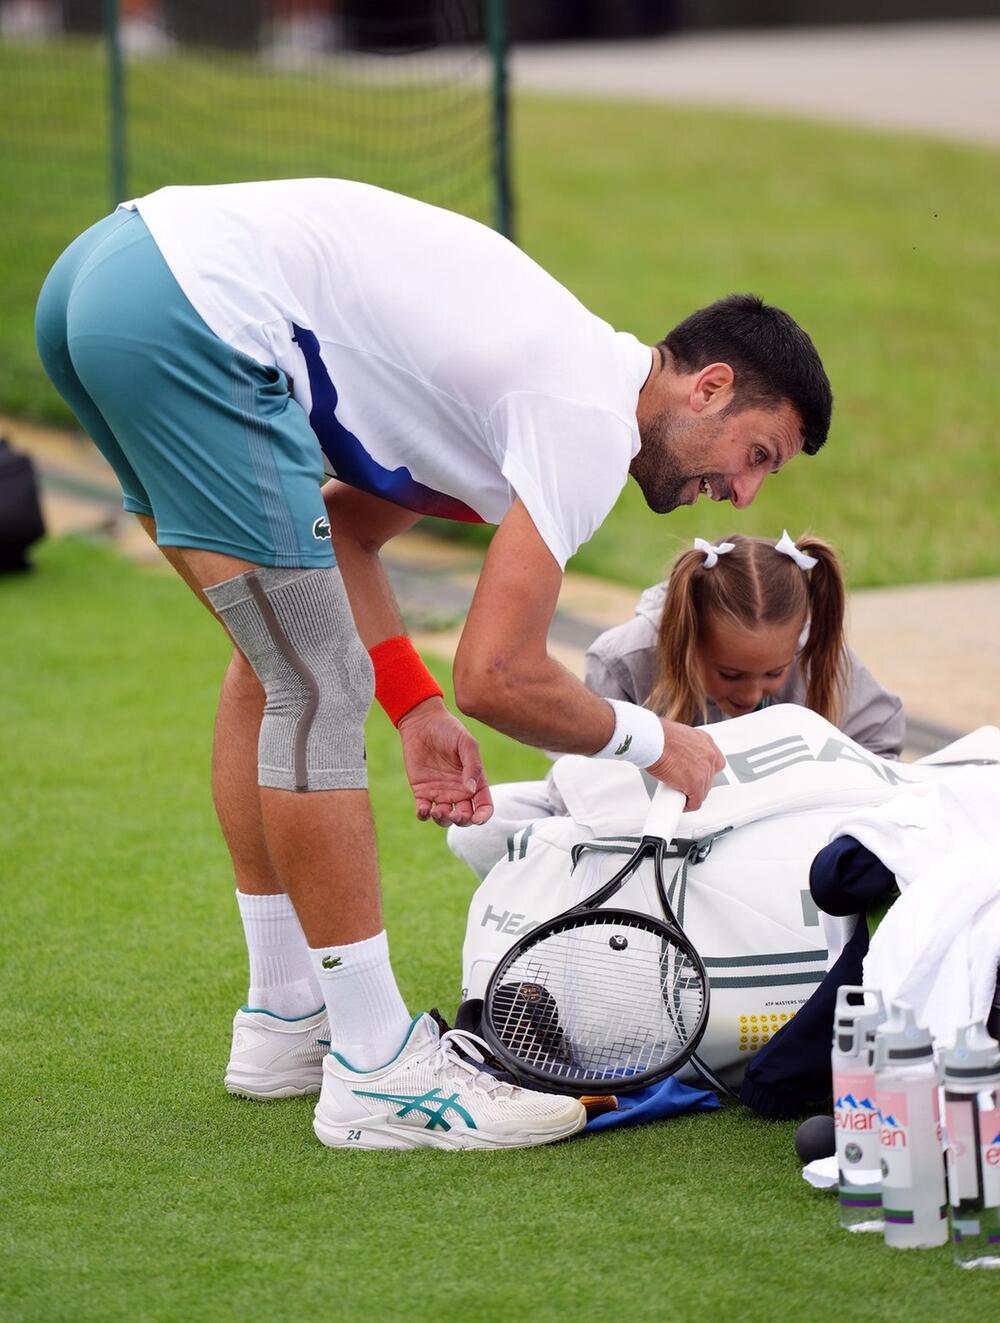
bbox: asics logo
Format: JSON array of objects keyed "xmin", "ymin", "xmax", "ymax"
[
  {"xmin": 312, "ymin": 517, "xmax": 332, "ymax": 541},
  {"xmin": 321, "ymin": 955, "xmax": 342, "ymax": 970},
  {"xmin": 353, "ymin": 1086, "xmax": 477, "ymax": 1131},
  {"xmin": 614, "ymin": 735, "xmax": 632, "ymax": 756}
]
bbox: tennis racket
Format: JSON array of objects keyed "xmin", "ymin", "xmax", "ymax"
[{"xmin": 480, "ymin": 786, "xmax": 710, "ymax": 1095}]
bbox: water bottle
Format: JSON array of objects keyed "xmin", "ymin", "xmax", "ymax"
[
  {"xmin": 943, "ymin": 1020, "xmax": 1000, "ymax": 1269},
  {"xmin": 873, "ymin": 1001, "xmax": 947, "ymax": 1248},
  {"xmin": 832, "ymin": 986, "xmax": 885, "ymax": 1231}
]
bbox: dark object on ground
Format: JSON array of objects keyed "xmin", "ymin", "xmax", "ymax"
[
  {"xmin": 0, "ymin": 437, "xmax": 46, "ymax": 572},
  {"xmin": 794, "ymin": 1114, "xmax": 836, "ymax": 1164},
  {"xmin": 740, "ymin": 836, "xmax": 897, "ymax": 1119},
  {"xmin": 435, "ymin": 1000, "xmax": 519, "ymax": 1085}
]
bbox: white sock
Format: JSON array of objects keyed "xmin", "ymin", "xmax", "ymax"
[
  {"xmin": 308, "ymin": 930, "xmax": 412, "ymax": 1070},
  {"xmin": 235, "ymin": 890, "xmax": 324, "ymax": 1019}
]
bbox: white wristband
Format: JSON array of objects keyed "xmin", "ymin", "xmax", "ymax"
[{"xmin": 593, "ymin": 700, "xmax": 665, "ymax": 769}]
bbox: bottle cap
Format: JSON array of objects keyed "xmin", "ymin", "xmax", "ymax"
[
  {"xmin": 832, "ymin": 986, "xmax": 885, "ymax": 1059},
  {"xmin": 873, "ymin": 1000, "xmax": 934, "ymax": 1070},
  {"xmin": 942, "ymin": 1020, "xmax": 1000, "ymax": 1083}
]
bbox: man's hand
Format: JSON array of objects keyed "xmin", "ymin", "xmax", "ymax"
[
  {"xmin": 645, "ymin": 721, "xmax": 726, "ymax": 811},
  {"xmin": 397, "ymin": 696, "xmax": 494, "ymax": 828}
]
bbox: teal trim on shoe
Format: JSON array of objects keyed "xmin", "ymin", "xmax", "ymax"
[
  {"xmin": 351, "ymin": 1086, "xmax": 477, "ymax": 1131},
  {"xmin": 331, "ymin": 1013, "xmax": 425, "ymax": 1072},
  {"xmin": 240, "ymin": 1005, "xmax": 326, "ymax": 1022}
]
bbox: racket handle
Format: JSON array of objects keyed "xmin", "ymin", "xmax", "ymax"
[{"xmin": 642, "ymin": 785, "xmax": 686, "ymax": 844}]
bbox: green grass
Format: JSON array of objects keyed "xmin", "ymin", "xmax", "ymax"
[
  {"xmin": 0, "ymin": 538, "xmax": 983, "ymax": 1322},
  {"xmin": 3, "ymin": 38, "xmax": 999, "ymax": 589}
]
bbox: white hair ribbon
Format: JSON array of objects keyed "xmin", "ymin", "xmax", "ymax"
[
  {"xmin": 775, "ymin": 530, "xmax": 819, "ymax": 571},
  {"xmin": 693, "ymin": 537, "xmax": 736, "ymax": 569}
]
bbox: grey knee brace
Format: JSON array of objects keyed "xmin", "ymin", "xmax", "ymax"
[{"xmin": 205, "ymin": 566, "xmax": 374, "ymax": 792}]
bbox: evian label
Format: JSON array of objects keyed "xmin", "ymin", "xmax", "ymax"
[
  {"xmin": 878, "ymin": 1089, "xmax": 913, "ymax": 1189},
  {"xmin": 834, "ymin": 1069, "xmax": 881, "ymax": 1181},
  {"xmin": 980, "ymin": 1104, "xmax": 1000, "ymax": 1205},
  {"xmin": 878, "ymin": 1086, "xmax": 942, "ymax": 1194}
]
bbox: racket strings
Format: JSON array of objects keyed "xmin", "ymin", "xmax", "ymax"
[{"xmin": 489, "ymin": 915, "xmax": 705, "ymax": 1085}]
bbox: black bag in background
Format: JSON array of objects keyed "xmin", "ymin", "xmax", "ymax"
[{"xmin": 0, "ymin": 438, "xmax": 46, "ymax": 572}]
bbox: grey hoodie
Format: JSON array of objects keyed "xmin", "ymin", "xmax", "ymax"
[{"xmin": 584, "ymin": 581, "xmax": 906, "ymax": 759}]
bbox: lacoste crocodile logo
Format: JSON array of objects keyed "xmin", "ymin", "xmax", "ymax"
[
  {"xmin": 614, "ymin": 735, "xmax": 632, "ymax": 756},
  {"xmin": 321, "ymin": 955, "xmax": 342, "ymax": 970},
  {"xmin": 312, "ymin": 517, "xmax": 331, "ymax": 541}
]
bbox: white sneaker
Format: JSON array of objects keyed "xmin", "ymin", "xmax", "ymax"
[
  {"xmin": 225, "ymin": 1006, "xmax": 328, "ymax": 1100},
  {"xmin": 312, "ymin": 1013, "xmax": 586, "ymax": 1150}
]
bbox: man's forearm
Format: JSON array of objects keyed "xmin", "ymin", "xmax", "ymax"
[
  {"xmin": 324, "ymin": 481, "xmax": 417, "ymax": 648},
  {"xmin": 330, "ymin": 530, "xmax": 405, "ymax": 649},
  {"xmin": 455, "ymin": 649, "xmax": 616, "ymax": 755},
  {"xmin": 452, "ymin": 497, "xmax": 619, "ymax": 756},
  {"xmin": 456, "ymin": 648, "xmax": 723, "ymax": 806}
]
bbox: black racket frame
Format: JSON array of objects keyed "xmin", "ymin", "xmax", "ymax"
[{"xmin": 480, "ymin": 833, "xmax": 711, "ymax": 1095}]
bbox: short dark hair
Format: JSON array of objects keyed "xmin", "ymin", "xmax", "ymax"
[{"xmin": 659, "ymin": 293, "xmax": 832, "ymax": 455}]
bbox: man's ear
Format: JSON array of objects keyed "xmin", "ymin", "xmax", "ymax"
[{"xmin": 689, "ymin": 362, "xmax": 735, "ymax": 414}]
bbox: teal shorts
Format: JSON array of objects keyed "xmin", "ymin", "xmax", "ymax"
[{"xmin": 35, "ymin": 208, "xmax": 334, "ymax": 568}]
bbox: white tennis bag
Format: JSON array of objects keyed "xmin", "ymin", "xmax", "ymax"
[{"xmin": 462, "ymin": 705, "xmax": 1000, "ymax": 1087}]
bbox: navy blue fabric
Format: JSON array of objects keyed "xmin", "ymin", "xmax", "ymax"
[
  {"xmin": 809, "ymin": 835, "xmax": 898, "ymax": 918},
  {"xmin": 584, "ymin": 1076, "xmax": 720, "ymax": 1132},
  {"xmin": 739, "ymin": 836, "xmax": 897, "ymax": 1119}
]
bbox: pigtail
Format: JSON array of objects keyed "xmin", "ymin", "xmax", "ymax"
[
  {"xmin": 649, "ymin": 551, "xmax": 709, "ymax": 724},
  {"xmin": 797, "ymin": 536, "xmax": 847, "ymax": 725}
]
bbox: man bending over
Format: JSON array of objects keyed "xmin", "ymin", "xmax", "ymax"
[{"xmin": 36, "ymin": 179, "xmax": 832, "ymax": 1150}]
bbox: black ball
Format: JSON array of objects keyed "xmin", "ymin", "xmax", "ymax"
[{"xmin": 794, "ymin": 1114, "xmax": 836, "ymax": 1163}]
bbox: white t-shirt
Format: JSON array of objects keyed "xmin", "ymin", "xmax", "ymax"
[{"xmin": 124, "ymin": 179, "xmax": 649, "ymax": 568}]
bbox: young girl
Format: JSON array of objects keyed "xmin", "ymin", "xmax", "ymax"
[{"xmin": 449, "ymin": 531, "xmax": 905, "ymax": 880}]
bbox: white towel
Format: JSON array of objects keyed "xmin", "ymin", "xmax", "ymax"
[{"xmin": 829, "ymin": 767, "xmax": 1000, "ymax": 1043}]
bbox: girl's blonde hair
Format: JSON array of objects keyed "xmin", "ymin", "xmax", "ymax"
[{"xmin": 648, "ymin": 533, "xmax": 847, "ymax": 726}]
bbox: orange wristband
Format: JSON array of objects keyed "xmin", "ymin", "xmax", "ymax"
[{"xmin": 368, "ymin": 635, "xmax": 444, "ymax": 727}]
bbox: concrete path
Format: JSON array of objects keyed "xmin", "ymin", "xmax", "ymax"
[
  {"xmin": 512, "ymin": 21, "xmax": 1000, "ymax": 145},
  {"xmin": 6, "ymin": 416, "xmax": 997, "ymax": 758}
]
